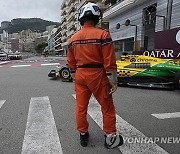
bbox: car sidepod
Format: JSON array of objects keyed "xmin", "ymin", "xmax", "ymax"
[{"xmin": 116, "ymin": 55, "xmax": 180, "ymax": 89}]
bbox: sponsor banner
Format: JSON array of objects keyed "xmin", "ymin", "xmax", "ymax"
[
  {"xmin": 133, "ymin": 49, "xmax": 180, "ymax": 59},
  {"xmin": 132, "ymin": 27, "xmax": 180, "ymax": 59},
  {"xmin": 155, "ymin": 27, "xmax": 180, "ymax": 49}
]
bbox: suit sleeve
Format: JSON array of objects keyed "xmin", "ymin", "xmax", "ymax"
[
  {"xmin": 67, "ymin": 41, "xmax": 76, "ymax": 71},
  {"xmin": 101, "ymin": 31, "xmax": 117, "ymax": 72}
]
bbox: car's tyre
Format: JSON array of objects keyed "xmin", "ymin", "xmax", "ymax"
[
  {"xmin": 60, "ymin": 67, "xmax": 72, "ymax": 81},
  {"xmin": 174, "ymin": 72, "xmax": 180, "ymax": 89}
]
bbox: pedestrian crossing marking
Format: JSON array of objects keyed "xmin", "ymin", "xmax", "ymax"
[
  {"xmin": 21, "ymin": 96, "xmax": 63, "ymax": 154},
  {"xmin": 151, "ymin": 112, "xmax": 180, "ymax": 119},
  {"xmin": 72, "ymin": 94, "xmax": 169, "ymax": 154},
  {"xmin": 0, "ymin": 100, "xmax": 6, "ymax": 109}
]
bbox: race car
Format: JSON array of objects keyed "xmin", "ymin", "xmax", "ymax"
[
  {"xmin": 48, "ymin": 64, "xmax": 73, "ymax": 81},
  {"xmin": 48, "ymin": 55, "xmax": 180, "ymax": 89},
  {"xmin": 116, "ymin": 54, "xmax": 180, "ymax": 89}
]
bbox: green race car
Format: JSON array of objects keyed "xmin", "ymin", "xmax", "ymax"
[
  {"xmin": 48, "ymin": 55, "xmax": 180, "ymax": 89},
  {"xmin": 116, "ymin": 54, "xmax": 180, "ymax": 89},
  {"xmin": 48, "ymin": 64, "xmax": 73, "ymax": 81}
]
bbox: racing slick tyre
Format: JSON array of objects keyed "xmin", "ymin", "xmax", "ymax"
[
  {"xmin": 59, "ymin": 67, "xmax": 72, "ymax": 81},
  {"xmin": 174, "ymin": 72, "xmax": 180, "ymax": 89}
]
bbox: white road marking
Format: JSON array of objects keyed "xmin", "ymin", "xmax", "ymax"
[
  {"xmin": 151, "ymin": 112, "xmax": 180, "ymax": 119},
  {"xmin": 72, "ymin": 94, "xmax": 169, "ymax": 154},
  {"xmin": 41, "ymin": 63, "xmax": 60, "ymax": 66},
  {"xmin": 11, "ymin": 65, "xmax": 31, "ymax": 68},
  {"xmin": 0, "ymin": 100, "xmax": 6, "ymax": 109},
  {"xmin": 21, "ymin": 96, "xmax": 63, "ymax": 154},
  {"xmin": 0, "ymin": 61, "xmax": 11, "ymax": 65}
]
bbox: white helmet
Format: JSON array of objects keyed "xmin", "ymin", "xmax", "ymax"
[{"xmin": 79, "ymin": 2, "xmax": 102, "ymax": 20}]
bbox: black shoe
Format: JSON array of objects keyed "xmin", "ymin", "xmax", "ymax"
[
  {"xmin": 104, "ymin": 133, "xmax": 123, "ymax": 149},
  {"xmin": 80, "ymin": 132, "xmax": 89, "ymax": 147}
]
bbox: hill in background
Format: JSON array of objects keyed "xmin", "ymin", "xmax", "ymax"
[{"xmin": 0, "ymin": 18, "xmax": 60, "ymax": 34}]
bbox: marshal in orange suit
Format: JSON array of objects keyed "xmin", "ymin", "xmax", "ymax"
[{"xmin": 67, "ymin": 2, "xmax": 123, "ymax": 149}]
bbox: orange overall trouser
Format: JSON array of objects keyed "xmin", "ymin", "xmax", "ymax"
[{"xmin": 74, "ymin": 68, "xmax": 116, "ymax": 134}]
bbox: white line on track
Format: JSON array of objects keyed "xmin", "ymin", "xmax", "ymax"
[
  {"xmin": 11, "ymin": 65, "xmax": 31, "ymax": 68},
  {"xmin": 21, "ymin": 96, "xmax": 63, "ymax": 154},
  {"xmin": 72, "ymin": 94, "xmax": 169, "ymax": 154},
  {"xmin": 0, "ymin": 61, "xmax": 11, "ymax": 65},
  {"xmin": 151, "ymin": 112, "xmax": 180, "ymax": 119},
  {"xmin": 41, "ymin": 63, "xmax": 60, "ymax": 66},
  {"xmin": 0, "ymin": 100, "xmax": 6, "ymax": 109}
]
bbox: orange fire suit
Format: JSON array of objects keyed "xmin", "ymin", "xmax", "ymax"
[{"xmin": 67, "ymin": 24, "xmax": 117, "ymax": 134}]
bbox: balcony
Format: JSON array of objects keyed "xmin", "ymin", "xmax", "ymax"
[
  {"xmin": 66, "ymin": 30, "xmax": 71, "ymax": 37},
  {"xmin": 66, "ymin": 0, "xmax": 74, "ymax": 6},
  {"xmin": 61, "ymin": 21, "xmax": 67, "ymax": 29},
  {"xmin": 54, "ymin": 26, "xmax": 61, "ymax": 35},
  {"xmin": 55, "ymin": 48, "xmax": 63, "ymax": 52},
  {"xmin": 77, "ymin": 1, "xmax": 108, "ymax": 13},
  {"xmin": 61, "ymin": 36, "xmax": 66, "ymax": 42},
  {"xmin": 96, "ymin": 2, "xmax": 108, "ymax": 11},
  {"xmin": 60, "ymin": 29, "xmax": 65, "ymax": 36},
  {"xmin": 77, "ymin": 0, "xmax": 97, "ymax": 10},
  {"xmin": 61, "ymin": 7, "xmax": 66, "ymax": 16},
  {"xmin": 67, "ymin": 0, "xmax": 74, "ymax": 6},
  {"xmin": 54, "ymin": 30, "xmax": 61, "ymax": 38},
  {"xmin": 67, "ymin": 21, "xmax": 74, "ymax": 31},
  {"xmin": 103, "ymin": 0, "xmax": 146, "ymax": 20},
  {"xmin": 54, "ymin": 43, "xmax": 61, "ymax": 48},
  {"xmin": 55, "ymin": 37, "xmax": 62, "ymax": 44},
  {"xmin": 67, "ymin": 3, "xmax": 75, "ymax": 14},
  {"xmin": 67, "ymin": 30, "xmax": 75, "ymax": 37},
  {"xmin": 61, "ymin": 41, "xmax": 68, "ymax": 47},
  {"xmin": 54, "ymin": 31, "xmax": 62, "ymax": 39},
  {"xmin": 66, "ymin": 8, "xmax": 69, "ymax": 14},
  {"xmin": 61, "ymin": 16, "xmax": 67, "ymax": 24},
  {"xmin": 66, "ymin": 12, "xmax": 75, "ymax": 22}
]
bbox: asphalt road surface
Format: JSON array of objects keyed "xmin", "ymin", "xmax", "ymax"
[{"xmin": 0, "ymin": 56, "xmax": 179, "ymax": 154}]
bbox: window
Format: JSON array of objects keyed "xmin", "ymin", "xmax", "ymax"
[
  {"xmin": 143, "ymin": 4, "xmax": 157, "ymax": 25},
  {"xmin": 114, "ymin": 38, "xmax": 134, "ymax": 52}
]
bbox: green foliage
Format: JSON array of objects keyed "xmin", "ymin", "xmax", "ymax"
[
  {"xmin": 1, "ymin": 18, "xmax": 60, "ymax": 34},
  {"xmin": 35, "ymin": 42, "xmax": 48, "ymax": 54}
]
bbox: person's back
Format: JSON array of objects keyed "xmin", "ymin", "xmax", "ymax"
[
  {"xmin": 69, "ymin": 25, "xmax": 104, "ymax": 66},
  {"xmin": 67, "ymin": 2, "xmax": 123, "ymax": 149},
  {"xmin": 68, "ymin": 24, "xmax": 116, "ymax": 72}
]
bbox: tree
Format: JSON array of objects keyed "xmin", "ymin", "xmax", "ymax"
[{"xmin": 35, "ymin": 42, "xmax": 48, "ymax": 54}]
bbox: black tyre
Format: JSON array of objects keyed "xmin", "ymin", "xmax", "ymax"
[
  {"xmin": 60, "ymin": 67, "xmax": 72, "ymax": 81},
  {"xmin": 174, "ymin": 72, "xmax": 180, "ymax": 89}
]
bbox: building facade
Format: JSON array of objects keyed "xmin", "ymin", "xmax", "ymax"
[
  {"xmin": 54, "ymin": 26, "xmax": 64, "ymax": 56},
  {"xmin": 59, "ymin": 0, "xmax": 79, "ymax": 55},
  {"xmin": 103, "ymin": 0, "xmax": 180, "ymax": 58},
  {"xmin": 47, "ymin": 28, "xmax": 57, "ymax": 54},
  {"xmin": 58, "ymin": 0, "xmax": 108, "ymax": 55},
  {"xmin": 11, "ymin": 39, "xmax": 19, "ymax": 52}
]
